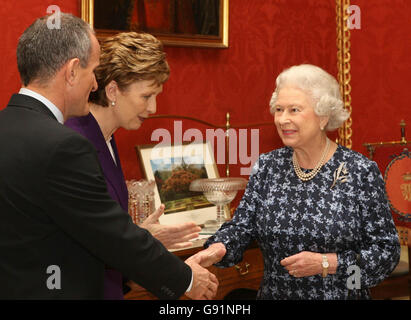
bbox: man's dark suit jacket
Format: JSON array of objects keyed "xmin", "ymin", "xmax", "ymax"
[{"xmin": 0, "ymin": 94, "xmax": 191, "ymax": 299}]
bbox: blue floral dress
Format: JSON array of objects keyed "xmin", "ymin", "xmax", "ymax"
[{"xmin": 205, "ymin": 145, "xmax": 400, "ymax": 299}]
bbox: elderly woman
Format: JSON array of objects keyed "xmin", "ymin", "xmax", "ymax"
[
  {"xmin": 200, "ymin": 64, "xmax": 400, "ymax": 299},
  {"xmin": 65, "ymin": 32, "xmax": 202, "ymax": 299}
]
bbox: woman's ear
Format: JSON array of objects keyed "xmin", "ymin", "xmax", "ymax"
[
  {"xmin": 105, "ymin": 80, "xmax": 118, "ymax": 103},
  {"xmin": 320, "ymin": 115, "xmax": 330, "ymax": 131}
]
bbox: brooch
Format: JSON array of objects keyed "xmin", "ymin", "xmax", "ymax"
[{"xmin": 331, "ymin": 162, "xmax": 348, "ymax": 189}]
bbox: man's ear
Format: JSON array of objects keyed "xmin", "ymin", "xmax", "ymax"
[
  {"xmin": 64, "ymin": 58, "xmax": 80, "ymax": 86},
  {"xmin": 105, "ymin": 80, "xmax": 118, "ymax": 103}
]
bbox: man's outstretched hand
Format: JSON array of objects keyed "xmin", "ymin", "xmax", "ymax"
[{"xmin": 184, "ymin": 257, "xmax": 219, "ymax": 300}]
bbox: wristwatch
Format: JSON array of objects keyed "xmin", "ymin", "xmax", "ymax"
[{"xmin": 322, "ymin": 254, "xmax": 329, "ymax": 278}]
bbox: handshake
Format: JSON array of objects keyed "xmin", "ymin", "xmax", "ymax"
[
  {"xmin": 139, "ymin": 205, "xmax": 226, "ymax": 300},
  {"xmin": 184, "ymin": 243, "xmax": 226, "ymax": 300}
]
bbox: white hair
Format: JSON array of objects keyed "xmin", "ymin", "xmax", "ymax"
[{"xmin": 269, "ymin": 64, "xmax": 350, "ymax": 131}]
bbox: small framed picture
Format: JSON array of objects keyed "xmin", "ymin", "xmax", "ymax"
[{"xmin": 136, "ymin": 141, "xmax": 219, "ymax": 226}]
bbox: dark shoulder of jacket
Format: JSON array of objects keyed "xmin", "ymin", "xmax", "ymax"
[
  {"xmin": 64, "ymin": 115, "xmax": 90, "ymax": 138},
  {"xmin": 32, "ymin": 118, "xmax": 99, "ymax": 171}
]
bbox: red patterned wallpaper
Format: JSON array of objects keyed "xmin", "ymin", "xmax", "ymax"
[
  {"xmin": 116, "ymin": 0, "xmax": 338, "ymax": 180},
  {"xmin": 350, "ymin": 0, "xmax": 411, "ymax": 165},
  {"xmin": 1, "ymin": 0, "xmax": 409, "ymax": 184},
  {"xmin": 0, "ymin": 1, "xmax": 78, "ymax": 109}
]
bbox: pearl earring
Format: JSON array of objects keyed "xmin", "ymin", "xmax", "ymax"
[{"xmin": 111, "ymin": 101, "xmax": 115, "ymax": 107}]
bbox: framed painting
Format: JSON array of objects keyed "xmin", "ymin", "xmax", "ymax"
[
  {"xmin": 136, "ymin": 141, "xmax": 219, "ymax": 226},
  {"xmin": 81, "ymin": 0, "xmax": 229, "ymax": 48}
]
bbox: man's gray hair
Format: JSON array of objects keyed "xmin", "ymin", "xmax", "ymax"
[
  {"xmin": 269, "ymin": 64, "xmax": 350, "ymax": 131},
  {"xmin": 17, "ymin": 13, "xmax": 94, "ymax": 86}
]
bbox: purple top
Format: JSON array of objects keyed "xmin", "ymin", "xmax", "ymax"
[{"xmin": 66, "ymin": 113, "xmax": 129, "ymax": 299}]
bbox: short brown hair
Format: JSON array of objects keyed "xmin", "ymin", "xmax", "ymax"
[{"xmin": 89, "ymin": 32, "xmax": 170, "ymax": 106}]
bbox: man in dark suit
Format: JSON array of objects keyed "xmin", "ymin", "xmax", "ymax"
[{"xmin": 0, "ymin": 13, "xmax": 223, "ymax": 299}]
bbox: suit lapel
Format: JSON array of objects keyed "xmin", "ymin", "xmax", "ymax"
[{"xmin": 107, "ymin": 137, "xmax": 129, "ymax": 210}]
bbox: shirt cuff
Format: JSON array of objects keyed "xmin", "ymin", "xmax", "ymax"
[{"xmin": 186, "ymin": 273, "xmax": 193, "ymax": 292}]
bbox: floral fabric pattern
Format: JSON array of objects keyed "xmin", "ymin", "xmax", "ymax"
[{"xmin": 205, "ymin": 145, "xmax": 400, "ymax": 300}]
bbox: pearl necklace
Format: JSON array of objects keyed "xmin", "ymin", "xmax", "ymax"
[{"xmin": 292, "ymin": 138, "xmax": 330, "ymax": 181}]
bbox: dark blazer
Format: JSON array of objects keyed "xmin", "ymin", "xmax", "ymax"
[
  {"xmin": 0, "ymin": 94, "xmax": 191, "ymax": 299},
  {"xmin": 65, "ymin": 114, "xmax": 129, "ymax": 299}
]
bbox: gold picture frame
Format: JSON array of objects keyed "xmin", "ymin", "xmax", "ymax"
[
  {"xmin": 136, "ymin": 141, "xmax": 220, "ymax": 226},
  {"xmin": 336, "ymin": 0, "xmax": 353, "ymax": 148},
  {"xmin": 81, "ymin": 0, "xmax": 229, "ymax": 48}
]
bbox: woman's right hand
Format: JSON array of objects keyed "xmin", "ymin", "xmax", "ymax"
[
  {"xmin": 189, "ymin": 243, "xmax": 227, "ymax": 268},
  {"xmin": 139, "ymin": 204, "xmax": 201, "ymax": 250}
]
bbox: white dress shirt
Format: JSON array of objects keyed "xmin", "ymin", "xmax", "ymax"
[
  {"xmin": 106, "ymin": 137, "xmax": 117, "ymax": 166},
  {"xmin": 19, "ymin": 88, "xmax": 64, "ymax": 124}
]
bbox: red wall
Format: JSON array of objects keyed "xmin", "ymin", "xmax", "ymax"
[
  {"xmin": 1, "ymin": 0, "xmax": 409, "ymax": 183},
  {"xmin": 0, "ymin": 1, "xmax": 79, "ymax": 107},
  {"xmin": 350, "ymin": 0, "xmax": 411, "ymax": 168},
  {"xmin": 122, "ymin": 0, "xmax": 338, "ymax": 181}
]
